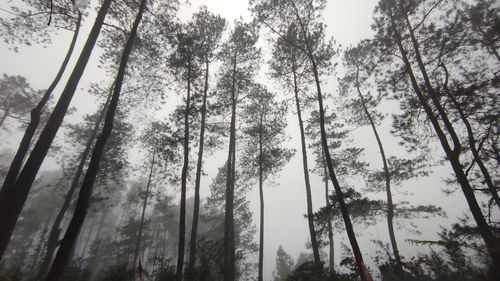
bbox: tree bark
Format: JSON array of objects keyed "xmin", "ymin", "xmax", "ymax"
[
  {"xmin": 187, "ymin": 58, "xmax": 210, "ymax": 279},
  {"xmin": 223, "ymin": 50, "xmax": 237, "ymax": 281},
  {"xmin": 258, "ymin": 114, "xmax": 264, "ymax": 281},
  {"xmin": 291, "ymin": 53, "xmax": 321, "ymax": 268},
  {"xmin": 322, "ymin": 154, "xmax": 334, "ymax": 274},
  {"xmin": 0, "ymin": 0, "xmax": 111, "ymax": 262},
  {"xmin": 176, "ymin": 56, "xmax": 192, "ymax": 281},
  {"xmin": 354, "ymin": 69, "xmax": 402, "ymax": 271},
  {"xmin": 389, "ymin": 8, "xmax": 500, "ymax": 272},
  {"xmin": 37, "ymin": 91, "xmax": 110, "ymax": 279},
  {"xmin": 133, "ymin": 146, "xmax": 156, "ymax": 269},
  {"xmin": 44, "ymin": 0, "xmax": 147, "ymax": 278}
]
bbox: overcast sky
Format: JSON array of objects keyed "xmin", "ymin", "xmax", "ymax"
[{"xmin": 0, "ymin": 0, "xmax": 493, "ymax": 280}]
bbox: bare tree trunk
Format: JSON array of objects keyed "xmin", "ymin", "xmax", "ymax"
[
  {"xmin": 37, "ymin": 91, "xmax": 110, "ymax": 279},
  {"xmin": 258, "ymin": 115, "xmax": 264, "ymax": 281},
  {"xmin": 187, "ymin": 58, "xmax": 210, "ymax": 279},
  {"xmin": 354, "ymin": 69, "xmax": 402, "ymax": 272},
  {"xmin": 0, "ymin": 0, "xmax": 111, "ymax": 261},
  {"xmin": 133, "ymin": 146, "xmax": 156, "ymax": 269},
  {"xmin": 177, "ymin": 57, "xmax": 192, "ymax": 281},
  {"xmin": 44, "ymin": 0, "xmax": 147, "ymax": 278},
  {"xmin": 223, "ymin": 51, "xmax": 238, "ymax": 281},
  {"xmin": 322, "ymin": 154, "xmax": 334, "ymax": 274},
  {"xmin": 0, "ymin": 14, "xmax": 82, "ymax": 203},
  {"xmin": 291, "ymin": 55, "xmax": 321, "ymax": 268}
]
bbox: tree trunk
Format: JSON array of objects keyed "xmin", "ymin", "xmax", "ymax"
[
  {"xmin": 44, "ymin": 0, "xmax": 147, "ymax": 278},
  {"xmin": 187, "ymin": 58, "xmax": 210, "ymax": 279},
  {"xmin": 37, "ymin": 92, "xmax": 110, "ymax": 279},
  {"xmin": 223, "ymin": 50, "xmax": 238, "ymax": 281},
  {"xmin": 0, "ymin": 13, "xmax": 82, "ymax": 205},
  {"xmin": 258, "ymin": 115, "xmax": 264, "ymax": 281},
  {"xmin": 322, "ymin": 154, "xmax": 334, "ymax": 274},
  {"xmin": 389, "ymin": 9, "xmax": 500, "ymax": 272},
  {"xmin": 440, "ymin": 63, "xmax": 500, "ymax": 212},
  {"xmin": 176, "ymin": 57, "xmax": 192, "ymax": 281},
  {"xmin": 0, "ymin": 0, "xmax": 111, "ymax": 262},
  {"xmin": 291, "ymin": 54, "xmax": 321, "ymax": 268},
  {"xmin": 290, "ymin": 5, "xmax": 370, "ymax": 277},
  {"xmin": 355, "ymin": 69, "xmax": 402, "ymax": 271},
  {"xmin": 133, "ymin": 147, "xmax": 156, "ymax": 269}
]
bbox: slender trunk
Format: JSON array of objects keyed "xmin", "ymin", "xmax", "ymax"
[
  {"xmin": 0, "ymin": 12, "xmax": 82, "ymax": 215},
  {"xmin": 37, "ymin": 92, "xmax": 110, "ymax": 279},
  {"xmin": 440, "ymin": 63, "xmax": 500, "ymax": 212},
  {"xmin": 133, "ymin": 147, "xmax": 156, "ymax": 269},
  {"xmin": 322, "ymin": 153, "xmax": 334, "ymax": 274},
  {"xmin": 258, "ymin": 115, "xmax": 264, "ymax": 281},
  {"xmin": 355, "ymin": 69, "xmax": 402, "ymax": 271},
  {"xmin": 389, "ymin": 10, "xmax": 500, "ymax": 272},
  {"xmin": 223, "ymin": 50, "xmax": 238, "ymax": 281},
  {"xmin": 290, "ymin": 6, "xmax": 369, "ymax": 276},
  {"xmin": 177, "ymin": 57, "xmax": 192, "ymax": 281},
  {"xmin": 187, "ymin": 58, "xmax": 210, "ymax": 278},
  {"xmin": 0, "ymin": 0, "xmax": 111, "ymax": 261},
  {"xmin": 45, "ymin": 0, "xmax": 147, "ymax": 278},
  {"xmin": 291, "ymin": 55, "xmax": 321, "ymax": 268}
]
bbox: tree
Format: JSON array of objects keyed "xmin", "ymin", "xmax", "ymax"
[
  {"xmin": 267, "ymin": 22, "xmax": 323, "ymax": 270},
  {"xmin": 240, "ymin": 84, "xmax": 294, "ymax": 281},
  {"xmin": 251, "ymin": 1, "xmax": 372, "ymax": 279},
  {"xmin": 373, "ymin": 0, "xmax": 500, "ymax": 271},
  {"xmin": 186, "ymin": 7, "xmax": 226, "ymax": 280},
  {"xmin": 215, "ymin": 20, "xmax": 260, "ymax": 281},
  {"xmin": 0, "ymin": 0, "xmax": 113, "ymax": 261},
  {"xmin": 273, "ymin": 246, "xmax": 294, "ymax": 281},
  {"xmin": 45, "ymin": 0, "xmax": 148, "ymax": 278},
  {"xmin": 341, "ymin": 40, "xmax": 403, "ymax": 271}
]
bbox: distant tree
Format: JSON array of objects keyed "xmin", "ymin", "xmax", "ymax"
[
  {"xmin": 272, "ymin": 246, "xmax": 294, "ymax": 281},
  {"xmin": 0, "ymin": 74, "xmax": 40, "ymax": 130}
]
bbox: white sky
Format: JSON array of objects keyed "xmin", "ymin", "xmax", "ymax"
[{"xmin": 0, "ymin": 0, "xmax": 496, "ymax": 280}]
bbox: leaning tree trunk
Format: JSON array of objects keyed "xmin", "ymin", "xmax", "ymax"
[
  {"xmin": 44, "ymin": 0, "xmax": 147, "ymax": 279},
  {"xmin": 133, "ymin": 146, "xmax": 156, "ymax": 269},
  {"xmin": 176, "ymin": 58, "xmax": 192, "ymax": 281},
  {"xmin": 354, "ymin": 69, "xmax": 402, "ymax": 272},
  {"xmin": 187, "ymin": 58, "xmax": 210, "ymax": 279},
  {"xmin": 37, "ymin": 92, "xmax": 110, "ymax": 279},
  {"xmin": 0, "ymin": 13, "xmax": 82, "ymax": 202},
  {"xmin": 291, "ymin": 55, "xmax": 322, "ymax": 268},
  {"xmin": 322, "ymin": 151, "xmax": 335, "ymax": 274},
  {"xmin": 223, "ymin": 50, "xmax": 238, "ymax": 281},
  {"xmin": 0, "ymin": 0, "xmax": 112, "ymax": 262},
  {"xmin": 290, "ymin": 7, "xmax": 371, "ymax": 278},
  {"xmin": 0, "ymin": 109, "xmax": 8, "ymax": 129},
  {"xmin": 389, "ymin": 9, "xmax": 500, "ymax": 272},
  {"xmin": 258, "ymin": 115, "xmax": 264, "ymax": 281},
  {"xmin": 439, "ymin": 63, "xmax": 500, "ymax": 212}
]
